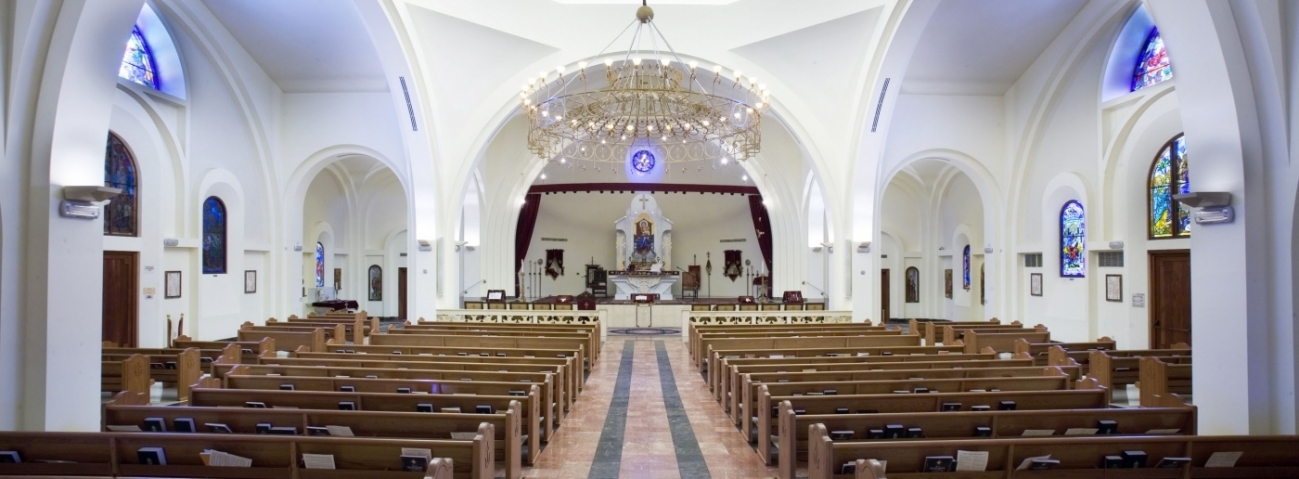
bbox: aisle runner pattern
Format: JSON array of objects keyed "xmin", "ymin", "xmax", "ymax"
[
  {"xmin": 587, "ymin": 340, "xmax": 635, "ymax": 478},
  {"xmin": 655, "ymin": 340, "xmax": 713, "ymax": 478}
]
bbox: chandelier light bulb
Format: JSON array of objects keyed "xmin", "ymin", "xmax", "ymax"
[
  {"xmin": 660, "ymin": 58, "xmax": 671, "ymax": 67},
  {"xmin": 733, "ymin": 70, "xmax": 742, "ymax": 79},
  {"xmin": 621, "ymin": 135, "xmax": 626, "ymax": 140},
  {"xmin": 540, "ymin": 173, "xmax": 547, "ymax": 180},
  {"xmin": 741, "ymin": 174, "xmax": 748, "ymax": 181},
  {"xmin": 578, "ymin": 61, "xmax": 588, "ymax": 69},
  {"xmin": 689, "ymin": 61, "xmax": 698, "ymax": 70},
  {"xmin": 632, "ymin": 58, "xmax": 642, "ymax": 66},
  {"xmin": 647, "ymin": 124, "xmax": 654, "ymax": 131},
  {"xmin": 661, "ymin": 135, "xmax": 667, "ymax": 141},
  {"xmin": 702, "ymin": 120, "xmax": 710, "ymax": 126},
  {"xmin": 626, "ymin": 124, "xmax": 635, "ymax": 131},
  {"xmin": 605, "ymin": 59, "xmax": 614, "ymax": 67},
  {"xmin": 557, "ymin": 66, "xmax": 566, "ymax": 75},
  {"xmin": 721, "ymin": 157, "xmax": 729, "ymax": 164},
  {"xmin": 560, "ymin": 158, "xmax": 567, "ymax": 164}
]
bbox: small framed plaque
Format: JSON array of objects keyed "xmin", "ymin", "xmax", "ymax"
[
  {"xmin": 1105, "ymin": 274, "xmax": 1122, "ymax": 302},
  {"xmin": 245, "ymin": 270, "xmax": 257, "ymax": 294},
  {"xmin": 165, "ymin": 271, "xmax": 182, "ymax": 299},
  {"xmin": 1030, "ymin": 273, "xmax": 1043, "ymax": 297}
]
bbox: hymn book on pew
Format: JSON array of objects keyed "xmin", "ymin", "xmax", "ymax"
[
  {"xmin": 200, "ymin": 450, "xmax": 252, "ymax": 467},
  {"xmin": 401, "ymin": 448, "xmax": 433, "ymax": 472},
  {"xmin": 1205, "ymin": 451, "xmax": 1243, "ymax": 467},
  {"xmin": 0, "ymin": 451, "xmax": 21, "ymax": 463},
  {"xmin": 302, "ymin": 454, "xmax": 335, "ymax": 470},
  {"xmin": 136, "ymin": 447, "xmax": 166, "ymax": 466}
]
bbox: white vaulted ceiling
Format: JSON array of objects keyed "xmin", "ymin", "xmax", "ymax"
[{"xmin": 202, "ymin": 0, "xmax": 387, "ymax": 92}]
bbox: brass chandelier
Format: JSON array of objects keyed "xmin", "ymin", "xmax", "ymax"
[{"xmin": 521, "ymin": 2, "xmax": 768, "ymax": 165}]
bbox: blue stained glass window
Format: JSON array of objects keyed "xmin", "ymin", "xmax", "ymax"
[
  {"xmin": 1060, "ymin": 201, "xmax": 1086, "ymax": 278},
  {"xmin": 1149, "ymin": 134, "xmax": 1190, "ymax": 238},
  {"xmin": 315, "ymin": 243, "xmax": 325, "ymax": 287},
  {"xmin": 1132, "ymin": 27, "xmax": 1173, "ymax": 91},
  {"xmin": 202, "ymin": 197, "xmax": 227, "ymax": 274},
  {"xmin": 119, "ymin": 26, "xmax": 159, "ymax": 89},
  {"xmin": 104, "ymin": 133, "xmax": 138, "ymax": 236},
  {"xmin": 962, "ymin": 245, "xmax": 971, "ymax": 291}
]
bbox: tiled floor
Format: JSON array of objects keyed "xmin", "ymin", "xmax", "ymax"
[{"xmin": 524, "ymin": 338, "xmax": 778, "ymax": 478}]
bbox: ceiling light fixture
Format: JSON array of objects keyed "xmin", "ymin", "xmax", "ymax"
[{"xmin": 522, "ymin": 1, "xmax": 767, "ymax": 165}]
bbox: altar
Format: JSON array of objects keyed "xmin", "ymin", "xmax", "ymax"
[{"xmin": 609, "ymin": 271, "xmax": 680, "ymax": 300}]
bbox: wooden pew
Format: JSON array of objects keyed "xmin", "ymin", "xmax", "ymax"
[
  {"xmin": 263, "ymin": 352, "xmax": 576, "ymax": 412},
  {"xmin": 808, "ymin": 430, "xmax": 1299, "ymax": 479},
  {"xmin": 238, "ymin": 324, "xmax": 339, "ymax": 352},
  {"xmin": 103, "ymin": 401, "xmax": 524, "ymax": 479},
  {"xmin": 710, "ymin": 345, "xmax": 973, "ymax": 399},
  {"xmin": 1046, "ymin": 342, "xmax": 1189, "ymax": 376},
  {"xmin": 101, "ymin": 347, "xmax": 202, "ymax": 401},
  {"xmin": 963, "ymin": 327, "xmax": 1050, "ymax": 354},
  {"xmin": 1012, "ymin": 337, "xmax": 1116, "ymax": 366},
  {"xmin": 754, "ymin": 381, "xmax": 1107, "ymax": 466},
  {"xmin": 220, "ymin": 374, "xmax": 560, "ymax": 439},
  {"xmin": 701, "ymin": 335, "xmax": 923, "ymax": 371},
  {"xmin": 173, "ymin": 337, "xmax": 275, "ymax": 362},
  {"xmin": 187, "ymin": 385, "xmax": 542, "ymax": 464},
  {"xmin": 101, "ymin": 353, "xmax": 151, "ymax": 400},
  {"xmin": 1140, "ymin": 356, "xmax": 1193, "ymax": 407},
  {"xmin": 1087, "ymin": 349, "xmax": 1192, "ymax": 402},
  {"xmin": 915, "ymin": 319, "xmax": 1005, "ymax": 346},
  {"xmin": 389, "ymin": 328, "xmax": 597, "ymax": 365},
  {"xmin": 940, "ymin": 322, "xmax": 1034, "ymax": 344},
  {"xmin": 411, "ymin": 320, "xmax": 601, "ymax": 357},
  {"xmin": 218, "ymin": 363, "xmax": 563, "ymax": 423},
  {"xmin": 298, "ymin": 349, "xmax": 581, "ymax": 407},
  {"xmin": 737, "ymin": 364, "xmax": 1077, "ymax": 434},
  {"xmin": 368, "ymin": 333, "xmax": 588, "ymax": 373},
  {"xmin": 776, "ymin": 404, "xmax": 1197, "ymax": 479},
  {"xmin": 693, "ymin": 326, "xmax": 896, "ymax": 363},
  {"xmin": 284, "ymin": 312, "xmax": 378, "ymax": 344},
  {"xmin": 689, "ymin": 323, "xmax": 889, "ymax": 358}
]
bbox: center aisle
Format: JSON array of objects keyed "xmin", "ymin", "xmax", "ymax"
[{"xmin": 523, "ymin": 338, "xmax": 778, "ymax": 478}]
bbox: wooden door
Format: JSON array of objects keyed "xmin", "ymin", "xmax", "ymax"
[
  {"xmin": 398, "ymin": 267, "xmax": 408, "ymax": 320},
  {"xmin": 880, "ymin": 269, "xmax": 891, "ymax": 322},
  {"xmin": 1149, "ymin": 250, "xmax": 1191, "ymax": 349},
  {"xmin": 102, "ymin": 251, "xmax": 138, "ymax": 347}
]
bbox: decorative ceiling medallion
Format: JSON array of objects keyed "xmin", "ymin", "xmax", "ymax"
[
  {"xmin": 631, "ymin": 150, "xmax": 655, "ymax": 173},
  {"xmin": 521, "ymin": 2, "xmax": 768, "ymax": 165}
]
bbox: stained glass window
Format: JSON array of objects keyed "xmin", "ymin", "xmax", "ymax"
[
  {"xmin": 119, "ymin": 26, "xmax": 159, "ymax": 89},
  {"xmin": 1060, "ymin": 200, "xmax": 1086, "ymax": 278},
  {"xmin": 104, "ymin": 133, "xmax": 138, "ymax": 236},
  {"xmin": 1150, "ymin": 134, "xmax": 1191, "ymax": 238},
  {"xmin": 315, "ymin": 243, "xmax": 325, "ymax": 287},
  {"xmin": 1132, "ymin": 27, "xmax": 1172, "ymax": 91},
  {"xmin": 962, "ymin": 245, "xmax": 971, "ymax": 291},
  {"xmin": 202, "ymin": 197, "xmax": 227, "ymax": 274}
]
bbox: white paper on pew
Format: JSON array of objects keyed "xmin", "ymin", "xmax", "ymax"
[
  {"xmin": 1146, "ymin": 428, "xmax": 1181, "ymax": 435},
  {"xmin": 955, "ymin": 450, "xmax": 989, "ymax": 471},
  {"xmin": 325, "ymin": 426, "xmax": 354, "ymax": 436},
  {"xmin": 856, "ymin": 352, "xmax": 869, "ymax": 357},
  {"xmin": 1063, "ymin": 428, "xmax": 1098, "ymax": 436},
  {"xmin": 1015, "ymin": 455, "xmax": 1052, "ymax": 470},
  {"xmin": 302, "ymin": 454, "xmax": 335, "ymax": 469},
  {"xmin": 450, "ymin": 432, "xmax": 478, "ymax": 440},
  {"xmin": 1204, "ymin": 451, "xmax": 1242, "ymax": 467},
  {"xmin": 802, "ymin": 369, "xmax": 817, "ymax": 373},
  {"xmin": 208, "ymin": 450, "xmax": 253, "ymax": 467},
  {"xmin": 401, "ymin": 448, "xmax": 432, "ymax": 460},
  {"xmin": 276, "ymin": 351, "xmax": 289, "ymax": 358},
  {"xmin": 106, "ymin": 425, "xmax": 143, "ymax": 432},
  {"xmin": 768, "ymin": 354, "xmax": 783, "ymax": 358},
  {"xmin": 1020, "ymin": 429, "xmax": 1055, "ymax": 436}
]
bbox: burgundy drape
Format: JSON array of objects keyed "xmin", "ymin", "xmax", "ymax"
[
  {"xmin": 748, "ymin": 195, "xmax": 773, "ymax": 281},
  {"xmin": 514, "ymin": 193, "xmax": 542, "ymax": 297}
]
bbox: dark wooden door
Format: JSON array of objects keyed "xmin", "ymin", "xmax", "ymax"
[
  {"xmin": 103, "ymin": 251, "xmax": 138, "ymax": 347},
  {"xmin": 398, "ymin": 267, "xmax": 408, "ymax": 320},
  {"xmin": 880, "ymin": 269, "xmax": 891, "ymax": 322},
  {"xmin": 1149, "ymin": 250, "xmax": 1191, "ymax": 349}
]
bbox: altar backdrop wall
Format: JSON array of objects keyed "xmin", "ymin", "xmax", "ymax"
[{"xmin": 521, "ymin": 192, "xmax": 764, "ymax": 298}]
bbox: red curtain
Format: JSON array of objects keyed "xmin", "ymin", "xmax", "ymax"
[
  {"xmin": 748, "ymin": 194, "xmax": 773, "ymax": 280},
  {"xmin": 514, "ymin": 193, "xmax": 542, "ymax": 297}
]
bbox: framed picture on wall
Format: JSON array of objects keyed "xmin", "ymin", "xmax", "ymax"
[
  {"xmin": 333, "ymin": 268, "xmax": 342, "ymax": 292},
  {"xmin": 368, "ymin": 265, "xmax": 383, "ymax": 301},
  {"xmin": 165, "ymin": 271, "xmax": 182, "ymax": 299},
  {"xmin": 1030, "ymin": 273, "xmax": 1043, "ymax": 297},
  {"xmin": 1106, "ymin": 274, "xmax": 1123, "ymax": 302},
  {"xmin": 244, "ymin": 270, "xmax": 257, "ymax": 294},
  {"xmin": 944, "ymin": 269, "xmax": 953, "ymax": 299}
]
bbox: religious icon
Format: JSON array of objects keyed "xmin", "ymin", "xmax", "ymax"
[
  {"xmin": 368, "ymin": 265, "xmax": 383, "ymax": 301},
  {"xmin": 724, "ymin": 250, "xmax": 742, "ymax": 281},
  {"xmin": 632, "ymin": 217, "xmax": 656, "ymax": 265},
  {"xmin": 546, "ymin": 249, "xmax": 564, "ymax": 279},
  {"xmin": 944, "ymin": 269, "xmax": 953, "ymax": 299},
  {"xmin": 905, "ymin": 267, "xmax": 919, "ymax": 303}
]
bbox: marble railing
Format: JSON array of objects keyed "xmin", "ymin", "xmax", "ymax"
[
  {"xmin": 679, "ymin": 310, "xmax": 856, "ymax": 342},
  {"xmin": 430, "ymin": 309, "xmax": 607, "ymax": 339}
]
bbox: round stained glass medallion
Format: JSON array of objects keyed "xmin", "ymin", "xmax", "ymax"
[{"xmin": 631, "ymin": 150, "xmax": 655, "ymax": 173}]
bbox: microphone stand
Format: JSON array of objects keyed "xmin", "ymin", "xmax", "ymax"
[{"xmin": 802, "ymin": 280, "xmax": 828, "ymax": 298}]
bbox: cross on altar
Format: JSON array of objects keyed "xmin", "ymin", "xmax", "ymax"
[{"xmin": 639, "ymin": 197, "xmax": 649, "ymax": 210}]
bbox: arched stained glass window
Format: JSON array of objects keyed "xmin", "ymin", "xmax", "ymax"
[
  {"xmin": 962, "ymin": 245, "xmax": 971, "ymax": 291},
  {"xmin": 1150, "ymin": 134, "xmax": 1190, "ymax": 238},
  {"xmin": 315, "ymin": 243, "xmax": 325, "ymax": 287},
  {"xmin": 104, "ymin": 133, "xmax": 139, "ymax": 236},
  {"xmin": 202, "ymin": 197, "xmax": 227, "ymax": 274},
  {"xmin": 1132, "ymin": 27, "xmax": 1172, "ymax": 91},
  {"xmin": 1060, "ymin": 201, "xmax": 1086, "ymax": 278},
  {"xmin": 119, "ymin": 26, "xmax": 159, "ymax": 89}
]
